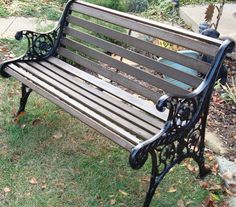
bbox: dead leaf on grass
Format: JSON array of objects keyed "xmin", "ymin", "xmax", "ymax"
[
  {"xmin": 29, "ymin": 177, "xmax": 38, "ymax": 185},
  {"xmin": 52, "ymin": 132, "xmax": 63, "ymax": 139},
  {"xmin": 110, "ymin": 199, "xmax": 116, "ymax": 205},
  {"xmin": 199, "ymin": 180, "xmax": 209, "ymax": 189},
  {"xmin": 41, "ymin": 184, "xmax": 47, "ymax": 190},
  {"xmin": 32, "ymin": 118, "xmax": 42, "ymax": 126},
  {"xmin": 177, "ymin": 199, "xmax": 185, "ymax": 207},
  {"xmin": 221, "ymin": 171, "xmax": 234, "ymax": 180},
  {"xmin": 186, "ymin": 164, "xmax": 197, "ymax": 172},
  {"xmin": 167, "ymin": 186, "xmax": 177, "ymax": 193},
  {"xmin": 3, "ymin": 187, "xmax": 11, "ymax": 193},
  {"xmin": 119, "ymin": 190, "xmax": 128, "ymax": 196}
]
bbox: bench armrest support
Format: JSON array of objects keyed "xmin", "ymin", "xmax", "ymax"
[
  {"xmin": 0, "ymin": 0, "xmax": 74, "ymax": 78},
  {"xmin": 130, "ymin": 39, "xmax": 235, "ymax": 170}
]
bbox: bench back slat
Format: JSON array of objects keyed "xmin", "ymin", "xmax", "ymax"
[
  {"xmin": 71, "ymin": 1, "xmax": 219, "ymax": 57},
  {"xmin": 67, "ymin": 15, "xmax": 211, "ymax": 74},
  {"xmin": 58, "ymin": 47, "xmax": 160, "ymax": 102},
  {"xmin": 56, "ymin": 0, "xmax": 223, "ymax": 102},
  {"xmin": 63, "ymin": 27, "xmax": 203, "ymax": 87},
  {"xmin": 59, "ymin": 38, "xmax": 189, "ymax": 96}
]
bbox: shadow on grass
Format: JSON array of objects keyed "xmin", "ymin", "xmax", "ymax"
[{"xmin": 0, "ymin": 78, "xmax": 224, "ymax": 207}]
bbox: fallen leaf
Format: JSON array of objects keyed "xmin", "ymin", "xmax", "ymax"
[
  {"xmin": 30, "ymin": 177, "xmax": 38, "ymax": 185},
  {"xmin": 177, "ymin": 199, "xmax": 185, "ymax": 207},
  {"xmin": 52, "ymin": 132, "xmax": 63, "ymax": 139},
  {"xmin": 199, "ymin": 181, "xmax": 209, "ymax": 189},
  {"xmin": 167, "ymin": 186, "xmax": 177, "ymax": 193},
  {"xmin": 110, "ymin": 199, "xmax": 116, "ymax": 205},
  {"xmin": 3, "ymin": 187, "xmax": 11, "ymax": 193},
  {"xmin": 20, "ymin": 124, "xmax": 26, "ymax": 129},
  {"xmin": 32, "ymin": 119, "xmax": 42, "ymax": 126},
  {"xmin": 221, "ymin": 171, "xmax": 233, "ymax": 180},
  {"xmin": 41, "ymin": 184, "xmax": 47, "ymax": 190},
  {"xmin": 119, "ymin": 190, "xmax": 128, "ymax": 196},
  {"xmin": 186, "ymin": 164, "xmax": 197, "ymax": 172}
]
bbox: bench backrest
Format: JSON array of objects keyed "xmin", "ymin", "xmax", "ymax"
[{"xmin": 57, "ymin": 0, "xmax": 223, "ymax": 102}]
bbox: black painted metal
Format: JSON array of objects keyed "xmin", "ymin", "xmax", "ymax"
[
  {"xmin": 129, "ymin": 39, "xmax": 235, "ymax": 207},
  {"xmin": 0, "ymin": 1, "xmax": 235, "ymax": 206},
  {"xmin": 17, "ymin": 84, "xmax": 33, "ymax": 115},
  {"xmin": 0, "ymin": 0, "xmax": 75, "ymax": 78}
]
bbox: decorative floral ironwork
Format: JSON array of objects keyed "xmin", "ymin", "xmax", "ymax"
[
  {"xmin": 130, "ymin": 39, "xmax": 235, "ymax": 207},
  {"xmin": 0, "ymin": 0, "xmax": 74, "ymax": 78},
  {"xmin": 15, "ymin": 28, "xmax": 60, "ymax": 61}
]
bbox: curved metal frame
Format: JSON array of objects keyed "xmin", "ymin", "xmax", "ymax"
[
  {"xmin": 0, "ymin": 0, "xmax": 75, "ymax": 78},
  {"xmin": 129, "ymin": 39, "xmax": 235, "ymax": 207},
  {"xmin": 0, "ymin": 1, "xmax": 235, "ymax": 206}
]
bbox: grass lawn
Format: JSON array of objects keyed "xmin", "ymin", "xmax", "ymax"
[{"xmin": 0, "ymin": 40, "xmax": 226, "ymax": 206}]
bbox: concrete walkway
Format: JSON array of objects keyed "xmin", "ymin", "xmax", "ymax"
[
  {"xmin": 180, "ymin": 3, "xmax": 236, "ymax": 39},
  {"xmin": 0, "ymin": 17, "xmax": 56, "ymax": 38}
]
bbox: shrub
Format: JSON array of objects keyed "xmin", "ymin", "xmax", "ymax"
[
  {"xmin": 127, "ymin": 0, "xmax": 149, "ymax": 13},
  {"xmin": 0, "ymin": 5, "xmax": 9, "ymax": 17}
]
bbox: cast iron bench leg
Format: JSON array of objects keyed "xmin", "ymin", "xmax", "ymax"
[{"xmin": 17, "ymin": 84, "xmax": 32, "ymax": 116}]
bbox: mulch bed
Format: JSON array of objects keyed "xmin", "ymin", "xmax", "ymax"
[{"xmin": 208, "ymin": 59, "xmax": 236, "ymax": 161}]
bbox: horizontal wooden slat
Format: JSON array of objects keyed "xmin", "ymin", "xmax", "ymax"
[
  {"xmin": 60, "ymin": 38, "xmax": 190, "ymax": 96},
  {"xmin": 6, "ymin": 65, "xmax": 136, "ymax": 151},
  {"xmin": 17, "ymin": 62, "xmax": 153, "ymax": 140},
  {"xmin": 74, "ymin": 0, "xmax": 223, "ymax": 47},
  {"xmin": 58, "ymin": 48, "xmax": 159, "ymax": 102},
  {"xmin": 48, "ymin": 57, "xmax": 169, "ymax": 120},
  {"xmin": 67, "ymin": 15, "xmax": 211, "ymax": 74},
  {"xmin": 65, "ymin": 27, "xmax": 203, "ymax": 87},
  {"xmin": 28, "ymin": 61, "xmax": 160, "ymax": 134},
  {"xmin": 71, "ymin": 2, "xmax": 219, "ymax": 56},
  {"xmin": 38, "ymin": 61, "xmax": 164, "ymax": 129}
]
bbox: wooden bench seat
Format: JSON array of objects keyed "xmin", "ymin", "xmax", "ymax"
[
  {"xmin": 1, "ymin": 0, "xmax": 235, "ymax": 206},
  {"xmin": 6, "ymin": 57, "xmax": 168, "ymax": 151}
]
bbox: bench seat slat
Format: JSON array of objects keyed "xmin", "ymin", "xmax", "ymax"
[
  {"xmin": 38, "ymin": 61, "xmax": 164, "ymax": 129},
  {"xmin": 64, "ymin": 28, "xmax": 203, "ymax": 87},
  {"xmin": 67, "ymin": 15, "xmax": 211, "ymax": 74},
  {"xmin": 71, "ymin": 2, "xmax": 219, "ymax": 57},
  {"xmin": 59, "ymin": 39, "xmax": 189, "ymax": 96},
  {"xmin": 16, "ymin": 62, "xmax": 155, "ymax": 140},
  {"xmin": 6, "ymin": 66, "xmax": 136, "ymax": 151},
  {"xmin": 28, "ymin": 61, "xmax": 160, "ymax": 134},
  {"xmin": 48, "ymin": 57, "xmax": 169, "ymax": 121}
]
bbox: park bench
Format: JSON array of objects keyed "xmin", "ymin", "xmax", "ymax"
[{"xmin": 0, "ymin": 0, "xmax": 235, "ymax": 206}]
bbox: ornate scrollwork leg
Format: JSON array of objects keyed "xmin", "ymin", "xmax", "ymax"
[{"xmin": 17, "ymin": 84, "xmax": 32, "ymax": 116}]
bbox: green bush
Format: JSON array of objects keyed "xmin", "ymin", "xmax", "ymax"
[
  {"xmin": 127, "ymin": 0, "xmax": 149, "ymax": 13},
  {"xmin": 85, "ymin": 0, "xmax": 128, "ymax": 12},
  {"xmin": 0, "ymin": 5, "xmax": 9, "ymax": 17}
]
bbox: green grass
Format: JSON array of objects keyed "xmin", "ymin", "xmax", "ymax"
[{"xmin": 0, "ymin": 57, "xmax": 225, "ymax": 206}]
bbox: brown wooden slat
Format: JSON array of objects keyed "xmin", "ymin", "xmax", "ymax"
[
  {"xmin": 64, "ymin": 27, "xmax": 203, "ymax": 87},
  {"xmin": 8, "ymin": 63, "xmax": 142, "ymax": 146},
  {"xmin": 67, "ymin": 15, "xmax": 211, "ymax": 74},
  {"xmin": 38, "ymin": 61, "xmax": 165, "ymax": 129},
  {"xmin": 59, "ymin": 47, "xmax": 159, "ymax": 102},
  {"xmin": 59, "ymin": 39, "xmax": 190, "ymax": 96},
  {"xmin": 48, "ymin": 57, "xmax": 169, "ymax": 120},
  {"xmin": 17, "ymin": 62, "xmax": 154, "ymax": 139},
  {"xmin": 74, "ymin": 0, "xmax": 223, "ymax": 47},
  {"xmin": 71, "ymin": 2, "xmax": 219, "ymax": 56},
  {"xmin": 58, "ymin": 47, "xmax": 159, "ymax": 102},
  {"xmin": 28, "ymin": 61, "xmax": 160, "ymax": 134}
]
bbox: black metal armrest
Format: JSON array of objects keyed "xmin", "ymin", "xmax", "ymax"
[
  {"xmin": 129, "ymin": 39, "xmax": 235, "ymax": 170},
  {"xmin": 0, "ymin": 0, "xmax": 74, "ymax": 78}
]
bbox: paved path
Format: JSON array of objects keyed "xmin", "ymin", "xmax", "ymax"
[
  {"xmin": 0, "ymin": 17, "xmax": 56, "ymax": 38},
  {"xmin": 180, "ymin": 3, "xmax": 236, "ymax": 58},
  {"xmin": 180, "ymin": 3, "xmax": 236, "ymax": 39}
]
